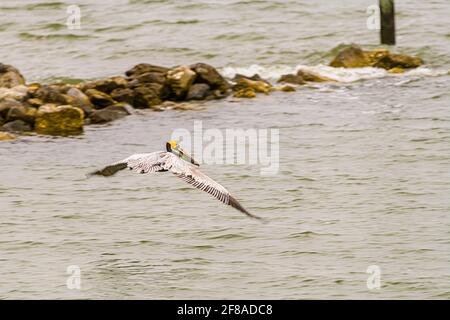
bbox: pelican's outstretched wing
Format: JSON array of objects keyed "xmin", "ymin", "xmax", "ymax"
[
  {"xmin": 87, "ymin": 151, "xmax": 168, "ymax": 177},
  {"xmin": 166, "ymin": 154, "xmax": 262, "ymax": 220},
  {"xmin": 88, "ymin": 152, "xmax": 262, "ymax": 220}
]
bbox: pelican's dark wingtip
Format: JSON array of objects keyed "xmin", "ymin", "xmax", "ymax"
[
  {"xmin": 86, "ymin": 162, "xmax": 128, "ymax": 178},
  {"xmin": 85, "ymin": 172, "xmax": 96, "ymax": 179},
  {"xmin": 229, "ymin": 195, "xmax": 265, "ymax": 222}
]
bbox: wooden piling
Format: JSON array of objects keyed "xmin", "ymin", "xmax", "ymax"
[{"xmin": 379, "ymin": 0, "xmax": 396, "ymax": 45}]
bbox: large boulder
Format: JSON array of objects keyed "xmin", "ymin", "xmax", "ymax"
[
  {"xmin": 329, "ymin": 44, "xmax": 423, "ymax": 69},
  {"xmin": 0, "ymin": 64, "xmax": 26, "ymax": 88},
  {"xmin": 190, "ymin": 63, "xmax": 230, "ymax": 93},
  {"xmin": 166, "ymin": 66, "xmax": 196, "ymax": 99},
  {"xmin": 35, "ymin": 104, "xmax": 84, "ymax": 135},
  {"xmin": 89, "ymin": 103, "xmax": 133, "ymax": 124}
]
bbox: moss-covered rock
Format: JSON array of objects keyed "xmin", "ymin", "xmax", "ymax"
[
  {"xmin": 373, "ymin": 53, "xmax": 423, "ymax": 70},
  {"xmin": 364, "ymin": 48, "xmax": 390, "ymax": 64},
  {"xmin": 0, "ymin": 64, "xmax": 26, "ymax": 88},
  {"xmin": 35, "ymin": 104, "xmax": 84, "ymax": 135},
  {"xmin": 330, "ymin": 44, "xmax": 423, "ymax": 70},
  {"xmin": 233, "ymin": 88, "xmax": 257, "ymax": 98}
]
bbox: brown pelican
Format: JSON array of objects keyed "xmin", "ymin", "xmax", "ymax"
[{"xmin": 88, "ymin": 140, "xmax": 262, "ymax": 220}]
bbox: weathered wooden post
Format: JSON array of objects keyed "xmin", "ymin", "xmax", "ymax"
[{"xmin": 379, "ymin": 0, "xmax": 396, "ymax": 45}]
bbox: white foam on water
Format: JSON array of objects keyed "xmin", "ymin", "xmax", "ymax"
[
  {"xmin": 404, "ymin": 66, "xmax": 448, "ymax": 77},
  {"xmin": 220, "ymin": 63, "xmax": 388, "ymax": 82},
  {"xmin": 220, "ymin": 64, "xmax": 448, "ymax": 83},
  {"xmin": 294, "ymin": 64, "xmax": 388, "ymax": 83}
]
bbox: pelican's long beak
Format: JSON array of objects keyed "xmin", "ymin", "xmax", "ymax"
[{"xmin": 177, "ymin": 146, "xmax": 200, "ymax": 166}]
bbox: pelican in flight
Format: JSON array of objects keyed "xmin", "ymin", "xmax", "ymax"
[{"xmin": 88, "ymin": 140, "xmax": 262, "ymax": 220}]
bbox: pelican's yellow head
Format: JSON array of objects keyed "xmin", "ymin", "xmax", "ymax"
[
  {"xmin": 167, "ymin": 140, "xmax": 178, "ymax": 151},
  {"xmin": 166, "ymin": 140, "xmax": 199, "ymax": 166}
]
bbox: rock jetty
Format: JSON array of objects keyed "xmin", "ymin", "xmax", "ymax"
[{"xmin": 0, "ymin": 45, "xmax": 424, "ymax": 139}]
